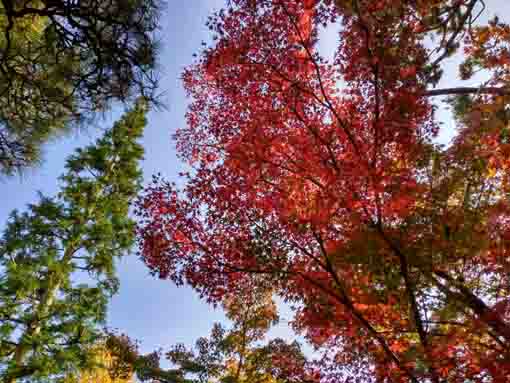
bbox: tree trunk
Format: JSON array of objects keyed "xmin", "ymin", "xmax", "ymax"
[{"xmin": 4, "ymin": 246, "xmax": 76, "ymax": 383}]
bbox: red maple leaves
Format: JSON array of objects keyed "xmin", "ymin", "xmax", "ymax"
[{"xmin": 137, "ymin": 1, "xmax": 510, "ymax": 382}]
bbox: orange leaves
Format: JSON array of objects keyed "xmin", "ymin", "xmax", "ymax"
[
  {"xmin": 464, "ymin": 20, "xmax": 510, "ymax": 85},
  {"xmin": 303, "ymin": 0, "xmax": 317, "ymax": 10},
  {"xmin": 289, "ymin": 0, "xmax": 317, "ymax": 75},
  {"xmin": 353, "ymin": 302, "xmax": 370, "ymax": 312},
  {"xmin": 289, "ymin": 0, "xmax": 316, "ymax": 45},
  {"xmin": 389, "ymin": 340, "xmax": 407, "ymax": 353},
  {"xmin": 298, "ymin": 9, "xmax": 313, "ymax": 40}
]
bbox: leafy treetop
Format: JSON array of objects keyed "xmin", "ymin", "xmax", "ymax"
[{"xmin": 105, "ymin": 288, "xmax": 316, "ymax": 383}]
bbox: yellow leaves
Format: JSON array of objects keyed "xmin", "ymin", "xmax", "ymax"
[
  {"xmin": 334, "ymin": 0, "xmax": 354, "ymax": 16},
  {"xmin": 0, "ymin": 0, "xmax": 48, "ymax": 47},
  {"xmin": 431, "ymin": 151, "xmax": 442, "ymax": 178},
  {"xmin": 64, "ymin": 343, "xmax": 135, "ymax": 383},
  {"xmin": 487, "ymin": 166, "xmax": 498, "ymax": 179},
  {"xmin": 224, "ymin": 357, "xmax": 239, "ymax": 374},
  {"xmin": 446, "ymin": 193, "xmax": 463, "ymax": 209}
]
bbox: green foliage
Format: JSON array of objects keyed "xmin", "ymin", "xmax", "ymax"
[
  {"xmin": 0, "ymin": 0, "xmax": 161, "ymax": 174},
  {"xmin": 447, "ymin": 94, "xmax": 474, "ymax": 124},
  {"xmin": 98, "ymin": 290, "xmax": 309, "ymax": 383},
  {"xmin": 134, "ymin": 290, "xmax": 309, "ymax": 383},
  {"xmin": 0, "ymin": 101, "xmax": 147, "ymax": 382}
]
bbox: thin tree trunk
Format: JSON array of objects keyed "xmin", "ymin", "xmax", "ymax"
[{"xmin": 5, "ymin": 246, "xmax": 77, "ymax": 383}]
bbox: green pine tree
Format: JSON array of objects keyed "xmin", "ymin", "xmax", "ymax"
[
  {"xmin": 0, "ymin": 0, "xmax": 161, "ymax": 175},
  {"xmin": 0, "ymin": 101, "xmax": 147, "ymax": 383}
]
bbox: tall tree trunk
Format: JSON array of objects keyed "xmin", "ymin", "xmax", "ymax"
[{"xmin": 5, "ymin": 246, "xmax": 76, "ymax": 383}]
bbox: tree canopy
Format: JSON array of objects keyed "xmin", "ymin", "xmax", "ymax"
[
  {"xmin": 0, "ymin": 101, "xmax": 147, "ymax": 382},
  {"xmin": 137, "ymin": 1, "xmax": 510, "ymax": 382},
  {"xmin": 0, "ymin": 0, "xmax": 161, "ymax": 174},
  {"xmin": 103, "ymin": 288, "xmax": 315, "ymax": 383}
]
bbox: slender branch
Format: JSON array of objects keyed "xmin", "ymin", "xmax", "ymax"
[
  {"xmin": 424, "ymin": 87, "xmax": 510, "ymax": 97},
  {"xmin": 276, "ymin": 0, "xmax": 363, "ymax": 159},
  {"xmin": 183, "ymin": 232, "xmax": 418, "ymax": 383},
  {"xmin": 310, "ymin": 231, "xmax": 419, "ymax": 383},
  {"xmin": 373, "ymin": 225, "xmax": 440, "ymax": 383},
  {"xmin": 427, "ymin": 0, "xmax": 479, "ymax": 73}
]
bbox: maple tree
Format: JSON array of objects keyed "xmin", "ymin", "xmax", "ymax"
[
  {"xmin": 137, "ymin": 1, "xmax": 510, "ymax": 382},
  {"xmin": 0, "ymin": 102, "xmax": 147, "ymax": 382}
]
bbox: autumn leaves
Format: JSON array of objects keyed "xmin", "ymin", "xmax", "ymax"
[{"xmin": 138, "ymin": 1, "xmax": 510, "ymax": 382}]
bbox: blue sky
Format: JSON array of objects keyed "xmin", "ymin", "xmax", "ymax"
[{"xmin": 1, "ymin": 0, "xmax": 509, "ymax": 362}]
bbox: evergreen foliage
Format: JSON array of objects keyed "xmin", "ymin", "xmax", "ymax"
[
  {"xmin": 0, "ymin": 0, "xmax": 161, "ymax": 174},
  {"xmin": 0, "ymin": 101, "xmax": 147, "ymax": 382}
]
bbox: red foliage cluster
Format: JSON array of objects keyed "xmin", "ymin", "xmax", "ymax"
[{"xmin": 137, "ymin": 1, "xmax": 510, "ymax": 381}]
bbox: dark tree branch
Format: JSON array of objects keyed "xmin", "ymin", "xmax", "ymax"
[
  {"xmin": 433, "ymin": 269, "xmax": 510, "ymax": 346},
  {"xmin": 427, "ymin": 0, "xmax": 480, "ymax": 73},
  {"xmin": 424, "ymin": 87, "xmax": 510, "ymax": 97}
]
